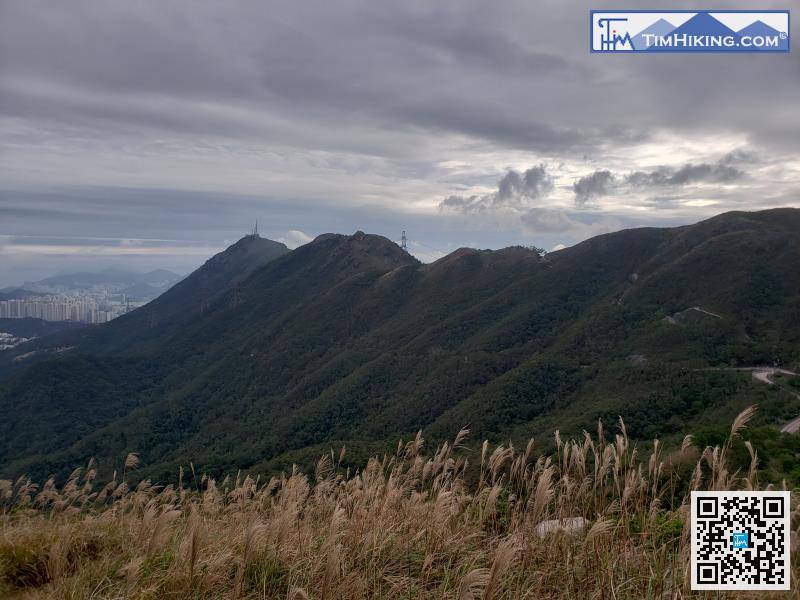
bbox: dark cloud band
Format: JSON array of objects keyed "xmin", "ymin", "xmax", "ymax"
[{"xmin": 440, "ymin": 165, "xmax": 553, "ymax": 213}]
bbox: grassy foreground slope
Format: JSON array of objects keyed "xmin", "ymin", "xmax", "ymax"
[
  {"xmin": 1, "ymin": 209, "xmax": 799, "ymax": 482},
  {"xmin": 0, "ymin": 410, "xmax": 797, "ymax": 599}
]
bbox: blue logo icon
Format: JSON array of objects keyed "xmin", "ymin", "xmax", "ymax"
[
  {"xmin": 596, "ymin": 17, "xmax": 634, "ymax": 50},
  {"xmin": 591, "ymin": 11, "xmax": 790, "ymax": 53},
  {"xmin": 732, "ymin": 532, "xmax": 749, "ymax": 549}
]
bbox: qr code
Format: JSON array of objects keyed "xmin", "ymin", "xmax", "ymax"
[{"xmin": 691, "ymin": 491, "xmax": 790, "ymax": 590}]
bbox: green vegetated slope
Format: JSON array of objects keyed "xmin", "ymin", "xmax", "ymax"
[
  {"xmin": 1, "ymin": 209, "xmax": 799, "ymax": 482},
  {"xmin": 0, "ymin": 318, "xmax": 84, "ymax": 339}
]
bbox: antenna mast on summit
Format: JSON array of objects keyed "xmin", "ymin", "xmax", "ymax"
[
  {"xmin": 252, "ymin": 220, "xmax": 259, "ymax": 238},
  {"xmin": 401, "ymin": 230, "xmax": 408, "ymax": 251}
]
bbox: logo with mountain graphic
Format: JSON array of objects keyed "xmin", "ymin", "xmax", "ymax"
[{"xmin": 591, "ymin": 10, "xmax": 790, "ymax": 53}]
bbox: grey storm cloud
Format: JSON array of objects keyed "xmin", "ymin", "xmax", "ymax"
[
  {"xmin": 720, "ymin": 149, "xmax": 760, "ymax": 165},
  {"xmin": 440, "ymin": 165, "xmax": 553, "ymax": 213},
  {"xmin": 0, "ymin": 0, "xmax": 798, "ymax": 285},
  {"xmin": 2, "ymin": 1, "xmax": 797, "ymax": 155},
  {"xmin": 0, "ymin": 1, "xmax": 599, "ymax": 154},
  {"xmin": 625, "ymin": 162, "xmax": 745, "ymax": 188},
  {"xmin": 573, "ymin": 170, "xmax": 615, "ymax": 206},
  {"xmin": 573, "ymin": 152, "xmax": 753, "ymax": 204}
]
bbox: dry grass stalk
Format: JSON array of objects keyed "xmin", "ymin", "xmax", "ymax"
[{"xmin": 0, "ymin": 416, "xmax": 796, "ymax": 599}]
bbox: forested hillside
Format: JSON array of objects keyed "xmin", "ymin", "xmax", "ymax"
[
  {"xmin": 1, "ymin": 209, "xmax": 799, "ymax": 482},
  {"xmin": 0, "ymin": 318, "xmax": 84, "ymax": 339}
]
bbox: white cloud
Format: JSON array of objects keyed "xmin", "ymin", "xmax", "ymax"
[{"xmin": 277, "ymin": 230, "xmax": 313, "ymax": 249}]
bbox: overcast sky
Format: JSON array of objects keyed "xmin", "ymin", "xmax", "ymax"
[{"xmin": 1, "ymin": 0, "xmax": 798, "ymax": 286}]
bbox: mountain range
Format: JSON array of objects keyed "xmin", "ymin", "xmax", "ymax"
[
  {"xmin": 31, "ymin": 268, "xmax": 181, "ymax": 289},
  {"xmin": 1, "ymin": 209, "xmax": 799, "ymax": 482},
  {"xmin": 3, "ymin": 268, "xmax": 184, "ymax": 302},
  {"xmin": 0, "ymin": 289, "xmax": 38, "ymax": 302}
]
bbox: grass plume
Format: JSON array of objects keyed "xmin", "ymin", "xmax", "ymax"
[{"xmin": 0, "ymin": 415, "xmax": 797, "ymax": 598}]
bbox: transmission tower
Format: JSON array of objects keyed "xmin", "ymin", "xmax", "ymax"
[{"xmin": 401, "ymin": 230, "xmax": 408, "ymax": 251}]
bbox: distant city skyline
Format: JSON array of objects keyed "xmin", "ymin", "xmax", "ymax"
[
  {"xmin": 0, "ymin": 296, "xmax": 125, "ymax": 324},
  {"xmin": 0, "ymin": 267, "xmax": 179, "ymax": 322},
  {"xmin": 1, "ymin": 0, "xmax": 798, "ymax": 287}
]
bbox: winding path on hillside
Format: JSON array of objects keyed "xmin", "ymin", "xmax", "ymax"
[
  {"xmin": 764, "ymin": 369, "xmax": 800, "ymax": 434},
  {"xmin": 754, "ymin": 368, "xmax": 800, "ymax": 433},
  {"xmin": 697, "ymin": 366, "xmax": 800, "ymax": 433},
  {"xmin": 782, "ymin": 414, "xmax": 800, "ymax": 434}
]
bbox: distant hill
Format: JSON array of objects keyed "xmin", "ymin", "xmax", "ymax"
[
  {"xmin": 31, "ymin": 268, "xmax": 181, "ymax": 289},
  {"xmin": 7, "ymin": 268, "xmax": 184, "ymax": 309},
  {"xmin": 118, "ymin": 282, "xmax": 168, "ymax": 301},
  {"xmin": 0, "ymin": 288, "xmax": 37, "ymax": 301},
  {"xmin": 98, "ymin": 234, "xmax": 291, "ymax": 345},
  {"xmin": 1, "ymin": 210, "xmax": 799, "ymax": 482}
]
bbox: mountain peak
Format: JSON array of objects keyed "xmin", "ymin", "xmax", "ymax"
[
  {"xmin": 201, "ymin": 235, "xmax": 289, "ymax": 275},
  {"xmin": 308, "ymin": 230, "xmax": 418, "ymax": 272},
  {"xmin": 199, "ymin": 236, "xmax": 288, "ymax": 274},
  {"xmin": 229, "ymin": 234, "xmax": 285, "ymax": 249},
  {"xmin": 101, "ymin": 235, "xmax": 290, "ymax": 334},
  {"xmin": 3, "ymin": 208, "xmax": 800, "ymax": 481}
]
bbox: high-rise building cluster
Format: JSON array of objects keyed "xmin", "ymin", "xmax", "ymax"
[{"xmin": 0, "ymin": 296, "xmax": 128, "ymax": 323}]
